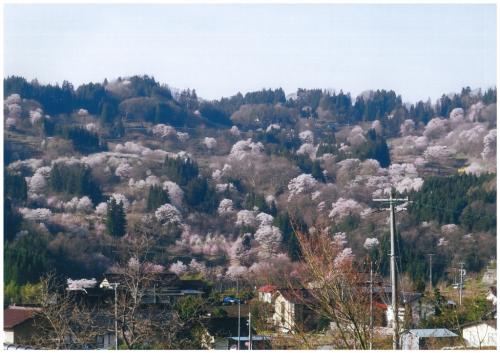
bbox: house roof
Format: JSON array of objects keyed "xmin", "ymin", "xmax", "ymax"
[
  {"xmin": 461, "ymin": 320, "xmax": 497, "ymax": 330},
  {"xmin": 404, "ymin": 329, "xmax": 458, "ymax": 338},
  {"xmin": 3, "ymin": 306, "xmax": 41, "ymax": 329},
  {"xmin": 257, "ymin": 285, "xmax": 278, "ymax": 293}
]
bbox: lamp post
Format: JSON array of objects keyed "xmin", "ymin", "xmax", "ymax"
[{"xmin": 100, "ymin": 278, "xmax": 119, "ymax": 350}]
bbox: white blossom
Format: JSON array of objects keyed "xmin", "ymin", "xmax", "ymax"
[
  {"xmin": 449, "ymin": 108, "xmax": 465, "ymax": 124},
  {"xmin": 297, "ymin": 143, "xmax": 317, "ymax": 159},
  {"xmin": 215, "ymin": 183, "xmax": 236, "ymax": 193},
  {"xmin": 371, "ymin": 120, "xmax": 382, "ymax": 135},
  {"xmin": 176, "ymin": 132, "xmax": 190, "ymax": 142},
  {"xmin": 85, "ymin": 123, "xmax": 97, "ymax": 132},
  {"xmin": 230, "ymin": 125, "xmax": 241, "ymax": 136},
  {"xmin": 155, "ymin": 203, "xmax": 182, "ymax": 225},
  {"xmin": 287, "ymin": 174, "xmax": 318, "ymax": 201},
  {"xmin": 19, "ymin": 208, "xmax": 52, "ymax": 222},
  {"xmin": 169, "ymin": 261, "xmax": 188, "ymax": 276},
  {"xmin": 95, "ymin": 202, "xmax": 108, "ymax": 216},
  {"xmin": 329, "ymin": 198, "xmax": 363, "ymax": 220},
  {"xmin": 256, "ymin": 212, "xmax": 274, "ymax": 227},
  {"xmin": 5, "ymin": 93, "xmax": 21, "ymax": 105},
  {"xmin": 400, "ymin": 119, "xmax": 416, "ymax": 136},
  {"xmin": 29, "ymin": 109, "xmax": 43, "ymax": 125},
  {"xmin": 334, "ymin": 248, "xmax": 354, "ymax": 267},
  {"xmin": 254, "ymin": 225, "xmax": 282, "ymax": 256},
  {"xmin": 203, "ymin": 137, "xmax": 217, "ymax": 149},
  {"xmin": 441, "ymin": 224, "xmax": 459, "ymax": 235},
  {"xmin": 423, "ymin": 117, "xmax": 448, "ymax": 139},
  {"xmin": 162, "ymin": 181, "xmax": 184, "ymax": 208},
  {"xmin": 364, "ymin": 237, "xmax": 380, "ymax": 250},
  {"xmin": 76, "ymin": 196, "xmax": 93, "ymax": 213},
  {"xmin": 347, "ymin": 126, "xmax": 366, "ymax": 147},
  {"xmin": 299, "ymin": 130, "xmax": 314, "ymax": 143},
  {"xmin": 29, "ymin": 173, "xmax": 47, "ymax": 194},
  {"xmin": 235, "ymin": 210, "xmax": 257, "ymax": 227},
  {"xmin": 115, "ymin": 162, "xmax": 132, "ymax": 178},
  {"xmin": 152, "ymin": 124, "xmax": 176, "ymax": 138},
  {"xmin": 423, "ymin": 145, "xmax": 456, "ymax": 163},
  {"xmin": 266, "ymin": 124, "xmax": 281, "ymax": 132},
  {"xmin": 111, "ymin": 193, "xmax": 130, "ymax": 211},
  {"xmin": 226, "ymin": 265, "xmax": 247, "ymax": 279},
  {"xmin": 481, "ymin": 129, "xmax": 496, "ymax": 160},
  {"xmin": 77, "ymin": 108, "xmax": 89, "ymax": 116},
  {"xmin": 218, "ymin": 199, "xmax": 234, "ymax": 215},
  {"xmin": 229, "ymin": 139, "xmax": 264, "ymax": 161}
]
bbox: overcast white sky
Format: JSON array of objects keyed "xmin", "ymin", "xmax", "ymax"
[{"xmin": 4, "ymin": 4, "xmax": 497, "ymax": 102}]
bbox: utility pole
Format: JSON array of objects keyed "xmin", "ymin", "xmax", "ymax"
[
  {"xmin": 459, "ymin": 262, "xmax": 465, "ymax": 306},
  {"xmin": 373, "ymin": 191, "xmax": 408, "ymax": 350},
  {"xmin": 248, "ymin": 311, "xmax": 252, "ymax": 350},
  {"xmin": 237, "ymin": 277, "xmax": 241, "ymax": 350},
  {"xmin": 369, "ymin": 260, "xmax": 373, "ymax": 350},
  {"xmin": 428, "ymin": 254, "xmax": 435, "ymax": 292}
]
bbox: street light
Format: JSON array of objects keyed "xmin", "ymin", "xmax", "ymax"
[{"xmin": 100, "ymin": 278, "xmax": 119, "ymax": 350}]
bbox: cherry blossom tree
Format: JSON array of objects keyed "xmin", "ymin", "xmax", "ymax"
[
  {"xmin": 400, "ymin": 119, "xmax": 416, "ymax": 136},
  {"xmin": 481, "ymin": 129, "xmax": 496, "ymax": 160},
  {"xmin": 217, "ymin": 198, "xmax": 234, "ymax": 215},
  {"xmin": 235, "ymin": 210, "xmax": 257, "ymax": 227},
  {"xmin": 423, "ymin": 117, "xmax": 448, "ymax": 139},
  {"xmin": 287, "ymin": 174, "xmax": 318, "ymax": 201},
  {"xmin": 155, "ymin": 203, "xmax": 182, "ymax": 226},
  {"xmin": 299, "ymin": 130, "xmax": 314, "ymax": 143},
  {"xmin": 203, "ymin": 137, "xmax": 217, "ymax": 149},
  {"xmin": 363, "ymin": 237, "xmax": 380, "ymax": 250},
  {"xmin": 169, "ymin": 260, "xmax": 188, "ymax": 276},
  {"xmin": 254, "ymin": 225, "xmax": 282, "ymax": 257},
  {"xmin": 328, "ymin": 198, "xmax": 363, "ymax": 221},
  {"xmin": 163, "ymin": 181, "xmax": 184, "ymax": 208}
]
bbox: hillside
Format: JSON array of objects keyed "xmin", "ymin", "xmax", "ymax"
[{"xmin": 3, "ymin": 75, "xmax": 497, "ymax": 301}]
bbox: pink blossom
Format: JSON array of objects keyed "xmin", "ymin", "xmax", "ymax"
[{"xmin": 329, "ymin": 198, "xmax": 363, "ymax": 220}]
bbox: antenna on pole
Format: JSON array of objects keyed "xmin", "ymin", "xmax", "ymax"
[
  {"xmin": 458, "ymin": 262, "xmax": 465, "ymax": 306},
  {"xmin": 373, "ymin": 191, "xmax": 408, "ymax": 350}
]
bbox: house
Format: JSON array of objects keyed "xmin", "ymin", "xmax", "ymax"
[
  {"xmin": 482, "ymin": 267, "xmax": 497, "ymax": 286},
  {"xmin": 462, "ymin": 320, "xmax": 497, "ymax": 348},
  {"xmin": 200, "ymin": 317, "xmax": 258, "ymax": 350},
  {"xmin": 486, "ymin": 286, "xmax": 497, "ymax": 307},
  {"xmin": 401, "ymin": 328, "xmax": 459, "ymax": 350},
  {"xmin": 272, "ymin": 289, "xmax": 317, "ymax": 333},
  {"xmin": 257, "ymin": 285, "xmax": 278, "ymax": 304},
  {"xmin": 380, "ymin": 290, "xmax": 432, "ymax": 328},
  {"xmin": 3, "ymin": 306, "xmax": 41, "ymax": 345},
  {"xmin": 66, "ymin": 271, "xmax": 204, "ymax": 307}
]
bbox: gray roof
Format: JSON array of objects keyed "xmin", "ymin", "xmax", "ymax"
[
  {"xmin": 404, "ymin": 329, "xmax": 458, "ymax": 338},
  {"xmin": 228, "ymin": 336, "xmax": 270, "ymax": 341}
]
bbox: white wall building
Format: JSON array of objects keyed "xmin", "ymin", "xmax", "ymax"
[{"xmin": 462, "ymin": 321, "xmax": 497, "ymax": 348}]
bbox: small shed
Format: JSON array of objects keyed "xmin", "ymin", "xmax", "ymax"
[{"xmin": 401, "ymin": 328, "xmax": 458, "ymax": 350}]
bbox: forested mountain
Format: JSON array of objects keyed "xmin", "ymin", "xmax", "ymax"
[{"xmin": 3, "ymin": 75, "xmax": 496, "ymax": 303}]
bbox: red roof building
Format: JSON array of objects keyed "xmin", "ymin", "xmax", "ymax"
[{"xmin": 4, "ymin": 306, "xmax": 42, "ymax": 345}]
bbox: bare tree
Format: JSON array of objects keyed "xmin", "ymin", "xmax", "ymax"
[
  {"xmin": 19, "ymin": 273, "xmax": 104, "ymax": 349},
  {"xmin": 286, "ymin": 225, "xmax": 372, "ymax": 349},
  {"xmin": 107, "ymin": 234, "xmax": 184, "ymax": 349}
]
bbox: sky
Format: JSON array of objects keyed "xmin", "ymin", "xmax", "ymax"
[{"xmin": 3, "ymin": 4, "xmax": 497, "ymax": 103}]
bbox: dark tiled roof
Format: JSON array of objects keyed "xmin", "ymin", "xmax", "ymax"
[{"xmin": 3, "ymin": 307, "xmax": 41, "ymax": 329}]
